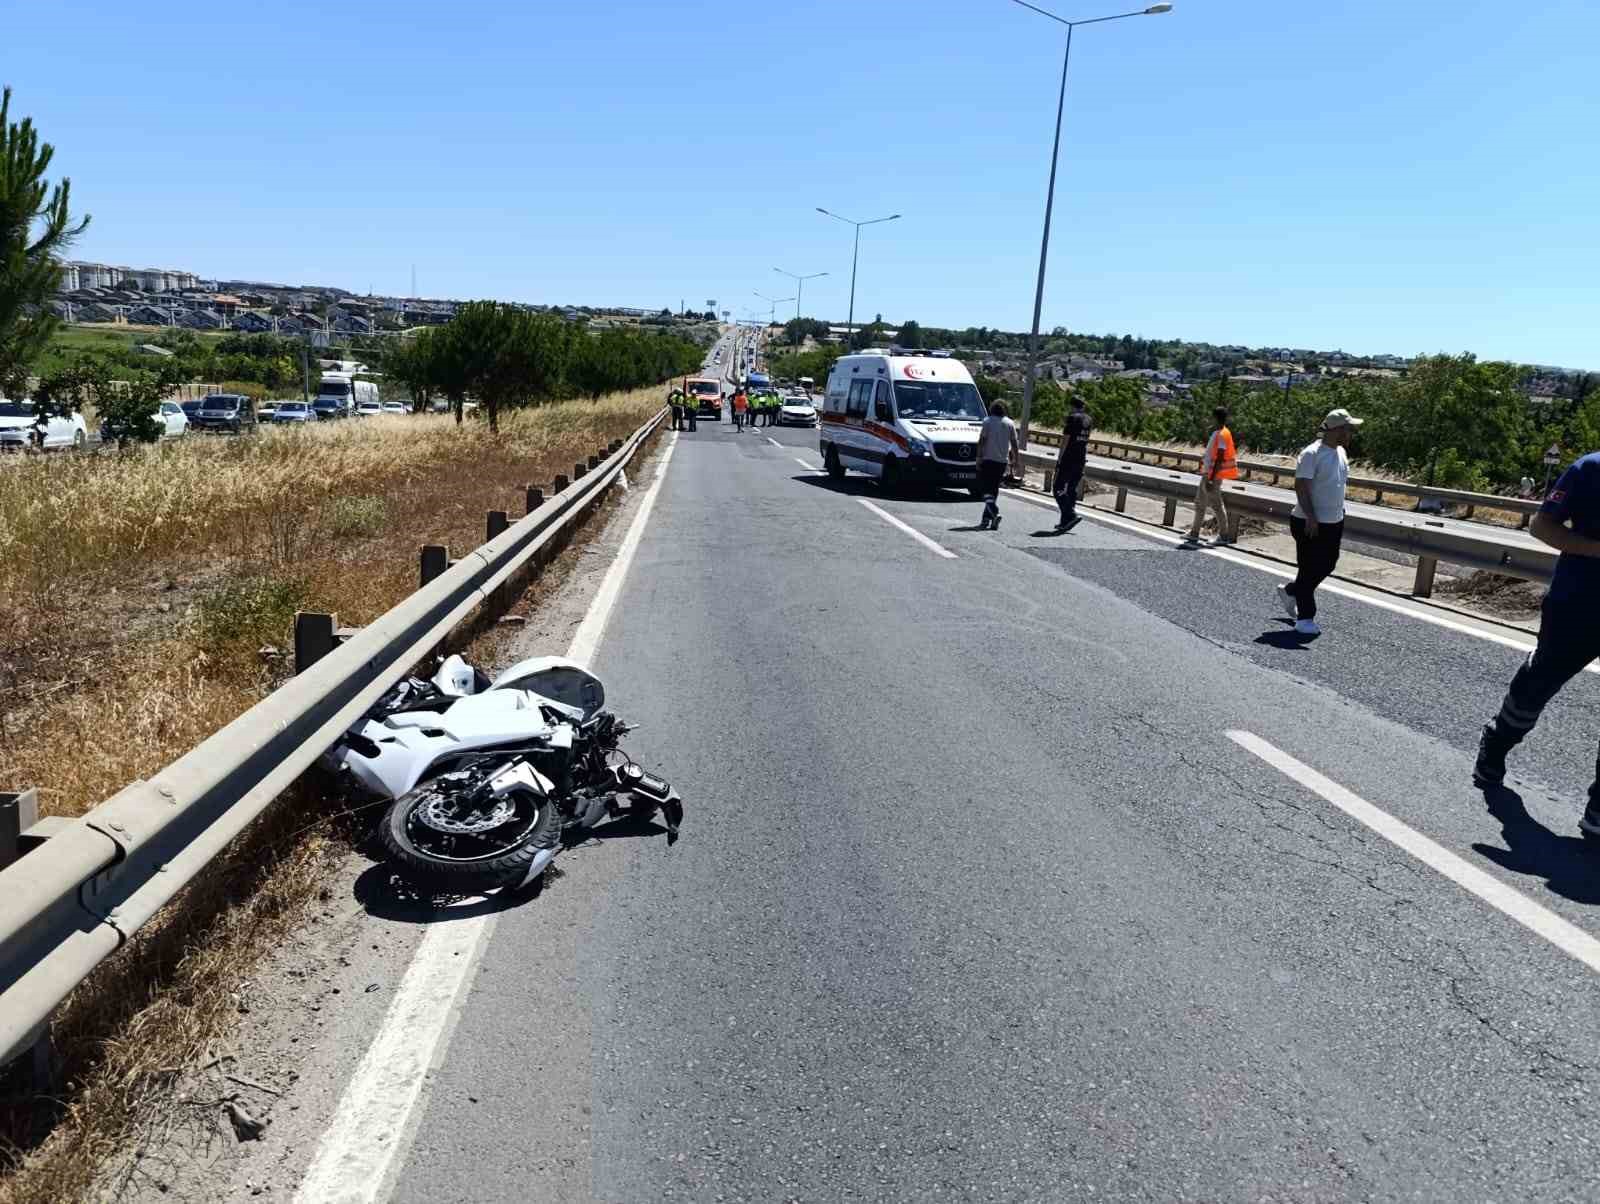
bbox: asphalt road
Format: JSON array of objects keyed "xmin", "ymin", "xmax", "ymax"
[{"xmin": 384, "ymin": 393, "xmax": 1600, "ymax": 1201}]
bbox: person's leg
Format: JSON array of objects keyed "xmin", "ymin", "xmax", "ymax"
[
  {"xmin": 1213, "ymin": 482, "xmax": 1232, "ymax": 542},
  {"xmin": 979, "ymin": 462, "xmax": 1001, "ymax": 526},
  {"xmin": 1478, "ymin": 601, "xmax": 1600, "ymax": 784},
  {"xmin": 1296, "ymin": 521, "xmax": 1343, "ymax": 620},
  {"xmin": 1287, "ymin": 515, "xmax": 1310, "ymax": 608},
  {"xmin": 1186, "ymin": 479, "xmax": 1210, "ymax": 539},
  {"xmin": 1061, "ymin": 462, "xmax": 1083, "ymax": 525}
]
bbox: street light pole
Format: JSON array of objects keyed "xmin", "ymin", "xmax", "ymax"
[
  {"xmin": 816, "ymin": 208, "xmax": 900, "ymax": 349},
  {"xmin": 753, "ymin": 291, "xmax": 793, "ymax": 329},
  {"xmin": 1012, "ymin": 1, "xmax": 1173, "ymax": 448},
  {"xmin": 774, "ymin": 268, "xmax": 828, "ymax": 346}
]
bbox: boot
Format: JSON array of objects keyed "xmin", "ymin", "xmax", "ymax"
[{"xmin": 1473, "ymin": 722, "xmax": 1514, "ymax": 788}]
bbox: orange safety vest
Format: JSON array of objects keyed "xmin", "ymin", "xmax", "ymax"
[
  {"xmin": 733, "ymin": 392, "xmax": 748, "ymax": 413},
  {"xmin": 1210, "ymin": 427, "xmax": 1239, "ymax": 480}
]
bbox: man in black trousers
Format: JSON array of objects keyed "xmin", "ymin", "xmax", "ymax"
[{"xmin": 1053, "ymin": 396, "xmax": 1092, "ymax": 533}]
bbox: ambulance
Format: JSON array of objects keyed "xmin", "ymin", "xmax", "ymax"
[{"xmin": 818, "ymin": 350, "xmax": 987, "ymax": 493}]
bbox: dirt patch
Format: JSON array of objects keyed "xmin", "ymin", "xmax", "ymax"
[{"xmin": 1437, "ymin": 570, "xmax": 1546, "ymax": 619}]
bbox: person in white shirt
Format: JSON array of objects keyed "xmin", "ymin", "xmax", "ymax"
[
  {"xmin": 976, "ymin": 400, "xmax": 1019, "ymax": 531},
  {"xmin": 1276, "ymin": 408, "xmax": 1362, "ymax": 636}
]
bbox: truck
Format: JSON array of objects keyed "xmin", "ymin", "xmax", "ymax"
[
  {"xmin": 684, "ymin": 376, "xmax": 724, "ymax": 421},
  {"xmin": 313, "ymin": 373, "xmax": 379, "ymax": 420}
]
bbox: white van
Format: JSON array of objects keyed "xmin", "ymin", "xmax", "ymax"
[{"xmin": 819, "ymin": 350, "xmax": 987, "ymax": 493}]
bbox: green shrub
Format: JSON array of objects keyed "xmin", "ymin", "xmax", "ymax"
[
  {"xmin": 195, "ymin": 575, "xmax": 309, "ymax": 660},
  {"xmin": 324, "ymin": 494, "xmax": 387, "ymax": 538}
]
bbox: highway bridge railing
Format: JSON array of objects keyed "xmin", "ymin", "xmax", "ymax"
[
  {"xmin": 1019, "ymin": 447, "xmax": 1556, "ymax": 598},
  {"xmin": 0, "ymin": 409, "xmax": 669, "ymax": 1068},
  {"xmin": 1027, "ymin": 430, "xmax": 1543, "ymax": 528}
]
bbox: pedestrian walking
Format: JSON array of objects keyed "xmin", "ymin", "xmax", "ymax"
[
  {"xmin": 1474, "ymin": 449, "xmax": 1600, "ymax": 834},
  {"xmin": 732, "ymin": 388, "xmax": 748, "ymax": 431},
  {"xmin": 1184, "ymin": 406, "xmax": 1239, "ymax": 544},
  {"xmin": 977, "ymin": 400, "xmax": 1019, "ymax": 531},
  {"xmin": 1276, "ymin": 408, "xmax": 1361, "ymax": 637},
  {"xmin": 1053, "ymin": 396, "xmax": 1093, "ymax": 533}
]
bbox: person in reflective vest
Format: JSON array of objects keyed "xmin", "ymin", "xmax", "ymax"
[
  {"xmin": 732, "ymin": 389, "xmax": 748, "ymax": 431},
  {"xmin": 1184, "ymin": 405, "xmax": 1239, "ymax": 544},
  {"xmin": 685, "ymin": 389, "xmax": 698, "ymax": 432},
  {"xmin": 668, "ymin": 388, "xmax": 684, "ymax": 431}
]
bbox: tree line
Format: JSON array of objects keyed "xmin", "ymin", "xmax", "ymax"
[
  {"xmin": 380, "ymin": 304, "xmax": 704, "ymax": 431},
  {"xmin": 988, "ymin": 355, "xmax": 1599, "ymax": 493}
]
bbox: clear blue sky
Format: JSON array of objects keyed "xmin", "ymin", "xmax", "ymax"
[{"xmin": 9, "ymin": 0, "xmax": 1596, "ymax": 367}]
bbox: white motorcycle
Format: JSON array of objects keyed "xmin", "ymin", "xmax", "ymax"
[{"xmin": 324, "ymin": 655, "xmax": 682, "ymax": 890}]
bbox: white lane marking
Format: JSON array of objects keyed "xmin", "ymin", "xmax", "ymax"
[
  {"xmin": 856, "ymin": 497, "xmax": 957, "ymax": 559},
  {"xmin": 1229, "ymin": 730, "xmax": 1600, "ymax": 978},
  {"xmin": 767, "ymin": 436, "xmax": 781, "ymax": 447},
  {"xmin": 1000, "ymin": 487, "xmax": 1582, "ymax": 671},
  {"xmin": 295, "ymin": 432, "xmax": 680, "ymax": 1204},
  {"xmin": 794, "ymin": 457, "xmax": 820, "ymax": 471}
]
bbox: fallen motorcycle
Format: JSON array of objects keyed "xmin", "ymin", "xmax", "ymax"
[{"xmin": 322, "ymin": 654, "xmax": 682, "ymax": 890}]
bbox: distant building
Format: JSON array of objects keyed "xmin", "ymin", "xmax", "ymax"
[
  {"xmin": 231, "ymin": 311, "xmax": 274, "ymax": 333},
  {"xmin": 126, "ymin": 304, "xmax": 174, "ymax": 326},
  {"xmin": 179, "ymin": 308, "xmax": 224, "ymax": 330}
]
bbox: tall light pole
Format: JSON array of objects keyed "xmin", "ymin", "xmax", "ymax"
[
  {"xmin": 816, "ymin": 208, "xmax": 900, "ymax": 349},
  {"xmin": 1011, "ymin": 0, "xmax": 1173, "ymax": 447},
  {"xmin": 753, "ymin": 291, "xmax": 793, "ymax": 329},
  {"xmin": 774, "ymin": 267, "xmax": 828, "ymax": 345}
]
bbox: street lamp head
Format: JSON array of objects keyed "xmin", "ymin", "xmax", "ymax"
[{"xmin": 1145, "ymin": 3, "xmax": 1172, "ymax": 11}]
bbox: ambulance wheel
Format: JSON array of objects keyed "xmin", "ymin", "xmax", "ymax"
[
  {"xmin": 879, "ymin": 457, "xmax": 900, "ymax": 496},
  {"xmin": 824, "ymin": 444, "xmax": 844, "ymax": 480}
]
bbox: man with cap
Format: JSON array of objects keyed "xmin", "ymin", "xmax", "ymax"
[
  {"xmin": 1276, "ymin": 408, "xmax": 1362, "ymax": 637},
  {"xmin": 1474, "ymin": 447, "xmax": 1600, "ymax": 835}
]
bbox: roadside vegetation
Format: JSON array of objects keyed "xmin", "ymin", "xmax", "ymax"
[{"xmin": 0, "ymin": 394, "xmax": 662, "ymax": 1203}]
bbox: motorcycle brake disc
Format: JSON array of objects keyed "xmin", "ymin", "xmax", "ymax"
[{"xmin": 416, "ymin": 793, "xmax": 518, "ymax": 835}]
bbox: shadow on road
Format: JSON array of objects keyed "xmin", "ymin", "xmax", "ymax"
[
  {"xmin": 1473, "ymin": 784, "xmax": 1600, "ymax": 906},
  {"xmin": 790, "ymin": 474, "xmax": 974, "ymax": 504},
  {"xmin": 353, "ymin": 815, "xmax": 672, "ymax": 923},
  {"xmin": 1254, "ymin": 627, "xmax": 1317, "ymax": 649}
]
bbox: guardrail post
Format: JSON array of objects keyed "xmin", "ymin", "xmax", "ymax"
[
  {"xmin": 553, "ymin": 473, "xmax": 569, "ymax": 492},
  {"xmin": 1520, "ymin": 512, "xmax": 1532, "ymax": 530},
  {"xmin": 420, "ymin": 544, "xmax": 449, "ymax": 587},
  {"xmin": 1042, "ymin": 467, "xmax": 1054, "ymax": 494},
  {"xmin": 1077, "ymin": 477, "xmax": 1087, "ymax": 501},
  {"xmin": 525, "ymin": 486, "xmax": 544, "ymax": 515},
  {"xmin": 1463, "ymin": 504, "xmax": 1476, "ymax": 519},
  {"xmin": 486, "ymin": 510, "xmax": 508, "ymax": 542},
  {"xmin": 1372, "ymin": 488, "xmax": 1385, "ymax": 505},
  {"xmin": 574, "ymin": 462, "xmax": 587, "ymax": 480},
  {"xmin": 588, "ymin": 453, "xmax": 601, "ymax": 471},
  {"xmin": 294, "ymin": 612, "xmax": 337, "ymax": 675},
  {"xmin": 1161, "ymin": 498, "xmax": 1178, "ymax": 527},
  {"xmin": 0, "ymin": 789, "xmax": 39, "ymax": 871},
  {"xmin": 1226, "ymin": 513, "xmax": 1242, "ymax": 542},
  {"xmin": 1115, "ymin": 487, "xmax": 1128, "ymax": 513},
  {"xmin": 1413, "ymin": 556, "xmax": 1439, "ymax": 598}
]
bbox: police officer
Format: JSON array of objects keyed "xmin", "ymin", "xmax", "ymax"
[
  {"xmin": 1475, "ymin": 448, "xmax": 1600, "ymax": 836},
  {"xmin": 668, "ymin": 388, "xmax": 684, "ymax": 431},
  {"xmin": 686, "ymin": 390, "xmax": 698, "ymax": 432}
]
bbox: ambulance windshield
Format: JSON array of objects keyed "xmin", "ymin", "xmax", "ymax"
[{"xmin": 891, "ymin": 380, "xmax": 985, "ymax": 421}]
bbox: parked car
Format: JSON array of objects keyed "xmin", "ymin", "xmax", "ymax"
[
  {"xmin": 180, "ymin": 398, "xmax": 205, "ymax": 422},
  {"xmin": 257, "ymin": 402, "xmax": 279, "ymax": 422},
  {"xmin": 192, "ymin": 393, "xmax": 257, "ymax": 434},
  {"xmin": 272, "ymin": 400, "xmax": 314, "ymax": 424},
  {"xmin": 0, "ymin": 399, "xmax": 88, "ymax": 450},
  {"xmin": 382, "ymin": 402, "xmax": 408, "ymax": 415},
  {"xmin": 357, "ymin": 401, "xmax": 384, "ymax": 418},
  {"xmin": 100, "ymin": 400, "xmax": 189, "ymax": 442}
]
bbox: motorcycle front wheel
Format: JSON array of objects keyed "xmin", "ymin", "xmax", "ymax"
[{"xmin": 378, "ymin": 770, "xmax": 561, "ymax": 890}]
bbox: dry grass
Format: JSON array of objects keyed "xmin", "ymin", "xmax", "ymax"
[{"xmin": 0, "ymin": 391, "xmax": 662, "ymax": 1203}]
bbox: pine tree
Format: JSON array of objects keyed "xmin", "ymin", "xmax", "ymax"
[{"xmin": 0, "ymin": 87, "xmax": 90, "ymax": 400}]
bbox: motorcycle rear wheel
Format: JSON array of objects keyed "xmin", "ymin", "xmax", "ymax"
[{"xmin": 378, "ymin": 772, "xmax": 561, "ymax": 890}]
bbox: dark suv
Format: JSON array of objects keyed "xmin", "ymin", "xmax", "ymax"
[{"xmin": 193, "ymin": 393, "xmax": 256, "ymax": 434}]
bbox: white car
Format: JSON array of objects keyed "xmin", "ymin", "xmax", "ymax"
[
  {"xmin": 777, "ymin": 395, "xmax": 818, "ymax": 427},
  {"xmin": 382, "ymin": 402, "xmax": 408, "ymax": 415},
  {"xmin": 0, "ymin": 399, "xmax": 88, "ymax": 450},
  {"xmin": 357, "ymin": 401, "xmax": 384, "ymax": 418}
]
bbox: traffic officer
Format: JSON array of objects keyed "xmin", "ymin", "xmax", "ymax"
[
  {"xmin": 1475, "ymin": 448, "xmax": 1600, "ymax": 836},
  {"xmin": 685, "ymin": 390, "xmax": 698, "ymax": 432},
  {"xmin": 668, "ymin": 388, "xmax": 684, "ymax": 431}
]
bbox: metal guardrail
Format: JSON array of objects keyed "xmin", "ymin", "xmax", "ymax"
[
  {"xmin": 0, "ymin": 409, "xmax": 669, "ymax": 1064},
  {"xmin": 1022, "ymin": 449, "xmax": 1557, "ymax": 598},
  {"xmin": 1028, "ymin": 431, "xmax": 1543, "ymax": 527}
]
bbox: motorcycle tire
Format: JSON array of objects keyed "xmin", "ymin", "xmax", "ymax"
[{"xmin": 378, "ymin": 775, "xmax": 562, "ymax": 890}]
